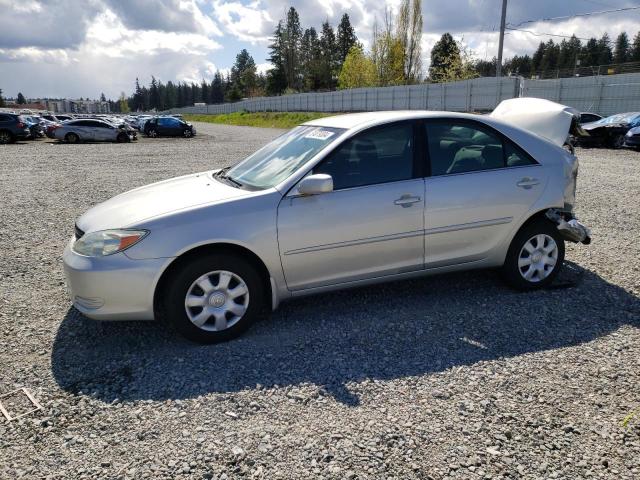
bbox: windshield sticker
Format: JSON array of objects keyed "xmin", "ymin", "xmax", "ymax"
[{"xmin": 305, "ymin": 129, "xmax": 335, "ymax": 140}]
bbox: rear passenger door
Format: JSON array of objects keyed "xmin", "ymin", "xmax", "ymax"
[
  {"xmin": 72, "ymin": 121, "xmax": 94, "ymax": 141},
  {"xmin": 88, "ymin": 121, "xmax": 112, "ymax": 141},
  {"xmin": 423, "ymin": 120, "xmax": 547, "ymax": 268}
]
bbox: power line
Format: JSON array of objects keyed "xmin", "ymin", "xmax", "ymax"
[
  {"xmin": 505, "ymin": 27, "xmax": 595, "ymax": 41},
  {"xmin": 509, "ymin": 5, "xmax": 640, "ymax": 28}
]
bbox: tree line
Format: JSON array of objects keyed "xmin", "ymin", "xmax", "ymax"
[{"xmin": 113, "ymin": 9, "xmax": 640, "ymax": 111}]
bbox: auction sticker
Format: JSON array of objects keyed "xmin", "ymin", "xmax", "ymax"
[{"xmin": 305, "ymin": 129, "xmax": 335, "ymax": 140}]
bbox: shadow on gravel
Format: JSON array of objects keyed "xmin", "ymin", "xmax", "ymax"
[{"xmin": 51, "ymin": 262, "xmax": 639, "ymax": 406}]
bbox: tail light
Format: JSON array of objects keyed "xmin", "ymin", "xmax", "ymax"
[{"xmin": 17, "ymin": 121, "xmax": 25, "ymax": 128}]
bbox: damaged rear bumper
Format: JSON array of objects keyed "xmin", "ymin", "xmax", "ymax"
[{"xmin": 546, "ymin": 209, "xmax": 591, "ymax": 245}]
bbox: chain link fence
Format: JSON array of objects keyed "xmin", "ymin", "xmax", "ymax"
[{"xmin": 164, "ymin": 72, "xmax": 640, "ymax": 117}]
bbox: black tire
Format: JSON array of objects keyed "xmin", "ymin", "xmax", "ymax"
[
  {"xmin": 0, "ymin": 130, "xmax": 14, "ymax": 144},
  {"xmin": 611, "ymin": 134, "xmax": 625, "ymax": 149},
  {"xmin": 501, "ymin": 218, "xmax": 565, "ymax": 290},
  {"xmin": 183, "ymin": 128, "xmax": 192, "ymax": 138},
  {"xmin": 163, "ymin": 253, "xmax": 264, "ymax": 343},
  {"xmin": 116, "ymin": 132, "xmax": 130, "ymax": 143},
  {"xmin": 148, "ymin": 129, "xmax": 158, "ymax": 138},
  {"xmin": 65, "ymin": 132, "xmax": 79, "ymax": 143}
]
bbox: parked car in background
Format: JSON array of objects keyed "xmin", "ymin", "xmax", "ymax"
[
  {"xmin": 0, "ymin": 113, "xmax": 32, "ymax": 143},
  {"xmin": 579, "ymin": 112, "xmax": 603, "ymax": 124},
  {"xmin": 64, "ymin": 99, "xmax": 590, "ymax": 343},
  {"xmin": 135, "ymin": 115, "xmax": 153, "ymax": 131},
  {"xmin": 23, "ymin": 115, "xmax": 44, "ymax": 139},
  {"xmin": 577, "ymin": 112, "xmax": 640, "ymax": 148},
  {"xmin": 144, "ymin": 116, "xmax": 196, "ymax": 138},
  {"xmin": 53, "ymin": 119, "xmax": 134, "ymax": 143}
]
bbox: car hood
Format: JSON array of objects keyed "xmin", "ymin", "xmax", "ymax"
[
  {"xmin": 581, "ymin": 121, "xmax": 626, "ymax": 131},
  {"xmin": 76, "ymin": 171, "xmax": 247, "ymax": 232},
  {"xmin": 491, "ymin": 97, "xmax": 581, "ymax": 147}
]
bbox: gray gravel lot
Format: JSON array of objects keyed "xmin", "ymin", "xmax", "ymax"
[{"xmin": 1, "ymin": 122, "xmax": 639, "ymax": 479}]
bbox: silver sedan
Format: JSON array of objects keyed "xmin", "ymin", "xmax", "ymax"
[
  {"xmin": 54, "ymin": 119, "xmax": 133, "ymax": 143},
  {"xmin": 64, "ymin": 99, "xmax": 591, "ymax": 343}
]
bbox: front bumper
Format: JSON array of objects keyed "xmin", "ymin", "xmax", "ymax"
[
  {"xmin": 63, "ymin": 239, "xmax": 168, "ymax": 320},
  {"xmin": 624, "ymin": 135, "xmax": 640, "ymax": 147}
]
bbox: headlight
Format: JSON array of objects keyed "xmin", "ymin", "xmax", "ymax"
[{"xmin": 72, "ymin": 229, "xmax": 148, "ymax": 257}]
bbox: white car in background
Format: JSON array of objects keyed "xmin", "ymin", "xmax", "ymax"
[{"xmin": 64, "ymin": 98, "xmax": 590, "ymax": 343}]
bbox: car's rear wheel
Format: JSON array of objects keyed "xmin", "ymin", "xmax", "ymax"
[
  {"xmin": 65, "ymin": 132, "xmax": 79, "ymax": 143},
  {"xmin": 164, "ymin": 254, "xmax": 263, "ymax": 343},
  {"xmin": 0, "ymin": 130, "xmax": 14, "ymax": 144},
  {"xmin": 611, "ymin": 134, "xmax": 625, "ymax": 149},
  {"xmin": 502, "ymin": 218, "xmax": 565, "ymax": 290},
  {"xmin": 183, "ymin": 128, "xmax": 192, "ymax": 138},
  {"xmin": 116, "ymin": 132, "xmax": 130, "ymax": 143}
]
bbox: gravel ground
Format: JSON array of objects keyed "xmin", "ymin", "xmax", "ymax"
[{"xmin": 0, "ymin": 122, "xmax": 639, "ymax": 479}]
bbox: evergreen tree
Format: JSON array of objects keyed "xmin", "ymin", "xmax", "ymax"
[
  {"xmin": 231, "ymin": 49, "xmax": 257, "ymax": 97},
  {"xmin": 531, "ymin": 42, "xmax": 546, "ymax": 75},
  {"xmin": 149, "ymin": 76, "xmax": 161, "ymax": 110},
  {"xmin": 0, "ymin": 89, "xmax": 5, "ymax": 108},
  {"xmin": 164, "ymin": 81, "xmax": 177, "ymax": 109},
  {"xmin": 300, "ymin": 27, "xmax": 322, "ymax": 91},
  {"xmin": 582, "ymin": 38, "xmax": 599, "ymax": 68},
  {"xmin": 429, "ymin": 33, "xmax": 463, "ymax": 82},
  {"xmin": 597, "ymin": 33, "xmax": 613, "ymax": 65},
  {"xmin": 336, "ymin": 14, "xmax": 358, "ymax": 64},
  {"xmin": 16, "ymin": 92, "xmax": 26, "ymax": 104},
  {"xmin": 539, "ymin": 40, "xmax": 560, "ymax": 76},
  {"xmin": 201, "ymin": 79, "xmax": 209, "ymax": 104},
  {"xmin": 267, "ymin": 20, "xmax": 287, "ymax": 94},
  {"xmin": 191, "ymin": 82, "xmax": 201, "ymax": 103},
  {"xmin": 100, "ymin": 92, "xmax": 107, "ymax": 102},
  {"xmin": 631, "ymin": 32, "xmax": 640, "ymax": 62},
  {"xmin": 319, "ymin": 20, "xmax": 338, "ymax": 90},
  {"xmin": 474, "ymin": 58, "xmax": 497, "ymax": 77},
  {"xmin": 614, "ymin": 32, "xmax": 630, "ymax": 64},
  {"xmin": 133, "ymin": 78, "xmax": 145, "ymax": 111},
  {"xmin": 211, "ymin": 72, "xmax": 225, "ymax": 103},
  {"xmin": 283, "ymin": 7, "xmax": 302, "ymax": 90}
]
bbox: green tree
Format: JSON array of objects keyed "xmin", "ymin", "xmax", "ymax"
[
  {"xmin": 338, "ymin": 45, "xmax": 377, "ymax": 89},
  {"xmin": 597, "ymin": 33, "xmax": 613, "ymax": 65},
  {"xmin": 282, "ymin": 7, "xmax": 302, "ymax": 90},
  {"xmin": 200, "ymin": 79, "xmax": 209, "ymax": 104},
  {"xmin": 0, "ymin": 89, "xmax": 5, "ymax": 108},
  {"xmin": 16, "ymin": 92, "xmax": 26, "ymax": 104},
  {"xmin": 371, "ymin": 13, "xmax": 404, "ymax": 86},
  {"xmin": 300, "ymin": 27, "xmax": 322, "ymax": 91},
  {"xmin": 319, "ymin": 20, "xmax": 339, "ymax": 89},
  {"xmin": 336, "ymin": 14, "xmax": 358, "ymax": 64},
  {"xmin": 149, "ymin": 76, "xmax": 161, "ymax": 110},
  {"xmin": 429, "ymin": 33, "xmax": 463, "ymax": 82},
  {"xmin": 531, "ymin": 41, "xmax": 546, "ymax": 75},
  {"xmin": 630, "ymin": 32, "xmax": 640, "ymax": 61},
  {"xmin": 267, "ymin": 20, "xmax": 287, "ymax": 94},
  {"xmin": 539, "ymin": 40, "xmax": 560, "ymax": 76},
  {"xmin": 581, "ymin": 38, "xmax": 599, "ymax": 68},
  {"xmin": 210, "ymin": 72, "xmax": 225, "ymax": 104},
  {"xmin": 231, "ymin": 49, "xmax": 257, "ymax": 97},
  {"xmin": 118, "ymin": 92, "xmax": 130, "ymax": 113},
  {"xmin": 614, "ymin": 32, "xmax": 630, "ymax": 64}
]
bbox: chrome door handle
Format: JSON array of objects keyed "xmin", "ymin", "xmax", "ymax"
[
  {"xmin": 394, "ymin": 194, "xmax": 422, "ymax": 208},
  {"xmin": 516, "ymin": 177, "xmax": 540, "ymax": 189}
]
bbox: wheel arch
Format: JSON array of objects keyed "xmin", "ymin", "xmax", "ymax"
[
  {"xmin": 499, "ymin": 208, "xmax": 561, "ymax": 265},
  {"xmin": 153, "ymin": 242, "xmax": 274, "ymax": 320}
]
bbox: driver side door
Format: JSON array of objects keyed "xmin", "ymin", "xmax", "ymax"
[{"xmin": 277, "ymin": 121, "xmax": 426, "ymax": 291}]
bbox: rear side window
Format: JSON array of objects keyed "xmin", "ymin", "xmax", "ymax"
[
  {"xmin": 314, "ymin": 122, "xmax": 415, "ymax": 190},
  {"xmin": 425, "ymin": 121, "xmax": 536, "ymax": 176},
  {"xmin": 0, "ymin": 115, "xmax": 8, "ymax": 122}
]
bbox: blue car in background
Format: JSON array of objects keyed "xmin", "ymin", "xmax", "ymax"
[{"xmin": 578, "ymin": 112, "xmax": 640, "ymax": 148}]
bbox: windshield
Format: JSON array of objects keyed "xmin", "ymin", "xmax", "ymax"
[
  {"xmin": 226, "ymin": 125, "xmax": 345, "ymax": 189},
  {"xmin": 597, "ymin": 112, "xmax": 640, "ymax": 125}
]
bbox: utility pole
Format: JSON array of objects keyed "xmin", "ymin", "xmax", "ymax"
[{"xmin": 496, "ymin": 0, "xmax": 508, "ymax": 77}]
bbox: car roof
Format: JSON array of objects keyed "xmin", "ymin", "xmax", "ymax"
[{"xmin": 303, "ymin": 110, "xmax": 487, "ymax": 130}]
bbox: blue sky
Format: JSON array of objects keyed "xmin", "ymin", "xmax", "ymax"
[{"xmin": 1, "ymin": 0, "xmax": 639, "ymax": 99}]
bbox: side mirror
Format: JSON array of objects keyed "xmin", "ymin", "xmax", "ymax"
[{"xmin": 297, "ymin": 174, "xmax": 333, "ymax": 196}]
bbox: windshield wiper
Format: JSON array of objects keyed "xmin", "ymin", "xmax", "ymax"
[{"xmin": 215, "ymin": 167, "xmax": 243, "ymax": 188}]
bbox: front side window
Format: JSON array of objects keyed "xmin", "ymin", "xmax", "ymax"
[
  {"xmin": 314, "ymin": 122, "xmax": 415, "ymax": 190},
  {"xmin": 226, "ymin": 125, "xmax": 345, "ymax": 189},
  {"xmin": 426, "ymin": 121, "xmax": 535, "ymax": 176}
]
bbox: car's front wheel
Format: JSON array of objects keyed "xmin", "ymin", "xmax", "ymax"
[
  {"xmin": 0, "ymin": 130, "xmax": 14, "ymax": 144},
  {"xmin": 183, "ymin": 128, "xmax": 192, "ymax": 138},
  {"xmin": 164, "ymin": 254, "xmax": 263, "ymax": 343},
  {"xmin": 148, "ymin": 129, "xmax": 158, "ymax": 138},
  {"xmin": 502, "ymin": 218, "xmax": 565, "ymax": 290}
]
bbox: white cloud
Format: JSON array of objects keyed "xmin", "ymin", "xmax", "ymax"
[{"xmin": 213, "ymin": 0, "xmax": 274, "ymax": 44}]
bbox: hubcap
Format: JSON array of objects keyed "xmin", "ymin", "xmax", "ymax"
[
  {"xmin": 518, "ymin": 234, "xmax": 558, "ymax": 283},
  {"xmin": 184, "ymin": 270, "xmax": 249, "ymax": 332},
  {"xmin": 0, "ymin": 132, "xmax": 9, "ymax": 143}
]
